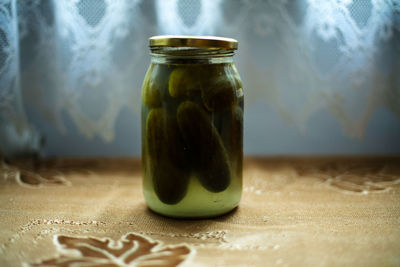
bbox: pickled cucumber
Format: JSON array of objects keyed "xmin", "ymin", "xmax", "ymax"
[
  {"xmin": 231, "ymin": 106, "xmax": 243, "ymax": 177},
  {"xmin": 213, "ymin": 106, "xmax": 243, "ymax": 159},
  {"xmin": 168, "ymin": 67, "xmax": 199, "ymax": 98},
  {"xmin": 145, "ymin": 108, "xmax": 190, "ymax": 204},
  {"xmin": 201, "ymin": 64, "xmax": 237, "ymax": 112},
  {"xmin": 177, "ymin": 101, "xmax": 231, "ymax": 192},
  {"xmin": 142, "ymin": 64, "xmax": 173, "ymax": 108},
  {"xmin": 142, "ymin": 65, "xmax": 161, "ymax": 108},
  {"xmin": 231, "ymin": 64, "xmax": 243, "ymax": 89}
]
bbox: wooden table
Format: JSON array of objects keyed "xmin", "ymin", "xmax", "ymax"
[{"xmin": 1, "ymin": 157, "xmax": 399, "ymax": 266}]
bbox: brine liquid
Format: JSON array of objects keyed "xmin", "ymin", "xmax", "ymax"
[{"xmin": 143, "ymin": 172, "xmax": 242, "ymax": 218}]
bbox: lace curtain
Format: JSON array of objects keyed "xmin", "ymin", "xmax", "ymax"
[{"xmin": 0, "ymin": 0, "xmax": 399, "ymax": 157}]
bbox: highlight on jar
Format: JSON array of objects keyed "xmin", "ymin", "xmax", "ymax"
[{"xmin": 141, "ymin": 36, "xmax": 244, "ymax": 218}]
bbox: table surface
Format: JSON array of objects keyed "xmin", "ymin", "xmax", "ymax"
[{"xmin": 0, "ymin": 157, "xmax": 399, "ymax": 267}]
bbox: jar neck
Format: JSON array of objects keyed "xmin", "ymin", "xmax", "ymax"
[{"xmin": 150, "ymin": 47, "xmax": 235, "ymax": 64}]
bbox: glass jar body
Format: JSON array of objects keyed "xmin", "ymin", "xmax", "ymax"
[{"xmin": 141, "ymin": 53, "xmax": 243, "ymax": 218}]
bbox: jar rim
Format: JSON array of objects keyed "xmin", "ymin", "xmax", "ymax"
[{"xmin": 149, "ymin": 35, "xmax": 238, "ymax": 50}]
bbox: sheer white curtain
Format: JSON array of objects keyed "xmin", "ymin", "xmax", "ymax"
[{"xmin": 0, "ymin": 0, "xmax": 399, "ymax": 157}]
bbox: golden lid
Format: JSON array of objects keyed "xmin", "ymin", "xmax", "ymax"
[{"xmin": 149, "ymin": 35, "xmax": 238, "ymax": 50}]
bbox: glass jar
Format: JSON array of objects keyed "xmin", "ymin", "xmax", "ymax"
[{"xmin": 141, "ymin": 36, "xmax": 243, "ymax": 218}]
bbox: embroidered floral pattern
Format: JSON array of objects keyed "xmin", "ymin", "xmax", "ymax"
[
  {"xmin": 296, "ymin": 160, "xmax": 400, "ymax": 194},
  {"xmin": 1, "ymin": 160, "xmax": 70, "ymax": 188},
  {"xmin": 30, "ymin": 233, "xmax": 192, "ymax": 267}
]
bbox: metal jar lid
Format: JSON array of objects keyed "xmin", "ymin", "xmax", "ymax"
[{"xmin": 149, "ymin": 35, "xmax": 238, "ymax": 50}]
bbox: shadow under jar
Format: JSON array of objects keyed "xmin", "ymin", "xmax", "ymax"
[{"xmin": 141, "ymin": 36, "xmax": 243, "ymax": 218}]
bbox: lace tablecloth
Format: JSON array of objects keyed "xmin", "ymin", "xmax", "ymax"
[{"xmin": 1, "ymin": 157, "xmax": 399, "ymax": 266}]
